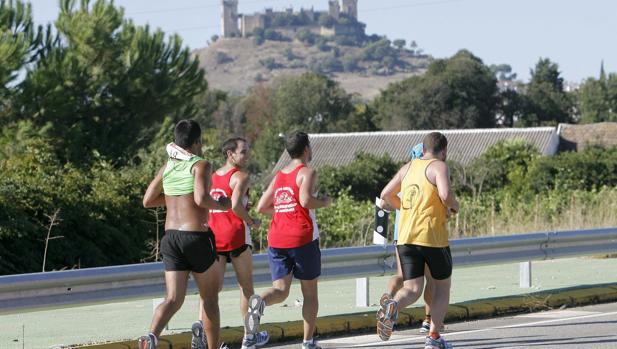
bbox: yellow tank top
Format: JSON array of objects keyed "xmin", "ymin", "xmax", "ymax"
[{"xmin": 397, "ymin": 159, "xmax": 449, "ymax": 247}]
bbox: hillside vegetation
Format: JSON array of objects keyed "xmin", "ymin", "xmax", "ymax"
[{"xmin": 193, "ymin": 33, "xmax": 431, "ymax": 99}]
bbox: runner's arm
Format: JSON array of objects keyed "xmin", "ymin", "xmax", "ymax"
[
  {"xmin": 380, "ymin": 163, "xmax": 408, "ymax": 210},
  {"xmin": 143, "ymin": 165, "xmax": 166, "ymax": 208},
  {"xmin": 256, "ymin": 178, "xmax": 276, "ymax": 215},
  {"xmin": 433, "ymin": 161, "xmax": 459, "ymax": 213},
  {"xmin": 194, "ymin": 161, "xmax": 231, "ymax": 210},
  {"xmin": 230, "ymin": 171, "xmax": 258, "ymax": 227},
  {"xmin": 299, "ymin": 168, "xmax": 331, "ymax": 209}
]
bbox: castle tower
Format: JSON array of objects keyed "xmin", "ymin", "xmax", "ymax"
[
  {"xmin": 342, "ymin": 0, "xmax": 358, "ymax": 20},
  {"xmin": 328, "ymin": 0, "xmax": 340, "ymax": 19},
  {"xmin": 221, "ymin": 0, "xmax": 239, "ymax": 37}
]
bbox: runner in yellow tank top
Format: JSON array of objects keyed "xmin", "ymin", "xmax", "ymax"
[
  {"xmin": 376, "ymin": 132, "xmax": 459, "ymax": 349},
  {"xmin": 397, "ymin": 158, "xmax": 449, "ymax": 247}
]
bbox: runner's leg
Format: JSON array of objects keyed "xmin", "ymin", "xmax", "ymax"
[
  {"xmin": 193, "ymin": 265, "xmax": 222, "ymax": 349},
  {"xmin": 299, "ymin": 278, "xmax": 319, "ymax": 341},
  {"xmin": 231, "ymin": 248, "xmax": 255, "ymax": 332},
  {"xmin": 150, "ymin": 270, "xmax": 189, "ymax": 336}
]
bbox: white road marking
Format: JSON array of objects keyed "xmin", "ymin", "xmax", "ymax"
[
  {"xmin": 344, "ymin": 310, "xmax": 617, "ymax": 347},
  {"xmin": 517, "ymin": 309, "xmax": 599, "ymax": 318}
]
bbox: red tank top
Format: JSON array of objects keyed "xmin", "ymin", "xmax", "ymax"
[
  {"xmin": 268, "ymin": 164, "xmax": 319, "ymax": 249},
  {"xmin": 208, "ymin": 167, "xmax": 251, "ymax": 252}
]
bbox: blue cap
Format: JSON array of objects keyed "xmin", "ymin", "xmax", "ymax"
[{"xmin": 410, "ymin": 143, "xmax": 423, "ymax": 160}]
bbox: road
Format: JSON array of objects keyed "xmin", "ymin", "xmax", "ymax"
[{"xmin": 267, "ymin": 302, "xmax": 617, "ymax": 349}]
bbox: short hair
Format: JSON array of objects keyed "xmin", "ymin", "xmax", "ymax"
[
  {"xmin": 423, "ymin": 132, "xmax": 448, "ymax": 154},
  {"xmin": 285, "ymin": 131, "xmax": 310, "ymax": 159},
  {"xmin": 174, "ymin": 120, "xmax": 201, "ymax": 149},
  {"xmin": 221, "ymin": 137, "xmax": 247, "ymax": 158}
]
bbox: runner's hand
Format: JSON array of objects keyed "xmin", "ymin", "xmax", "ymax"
[
  {"xmin": 217, "ymin": 196, "xmax": 231, "ymax": 210},
  {"xmin": 320, "ymin": 195, "xmax": 332, "ymax": 207},
  {"xmin": 449, "ymin": 201, "xmax": 460, "ymax": 214},
  {"xmin": 249, "ymin": 218, "xmax": 261, "ymax": 230}
]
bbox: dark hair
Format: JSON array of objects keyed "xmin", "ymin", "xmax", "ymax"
[
  {"xmin": 174, "ymin": 120, "xmax": 202, "ymax": 149},
  {"xmin": 423, "ymin": 132, "xmax": 448, "ymax": 154},
  {"xmin": 285, "ymin": 131, "xmax": 310, "ymax": 159},
  {"xmin": 221, "ymin": 137, "xmax": 247, "ymax": 158}
]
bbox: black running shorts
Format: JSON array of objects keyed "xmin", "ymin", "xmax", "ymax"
[
  {"xmin": 218, "ymin": 244, "xmax": 252, "ymax": 263},
  {"xmin": 397, "ymin": 244, "xmax": 453, "ymax": 281},
  {"xmin": 161, "ymin": 229, "xmax": 217, "ymax": 273}
]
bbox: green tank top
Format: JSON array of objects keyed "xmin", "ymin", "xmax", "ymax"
[{"xmin": 162, "ymin": 156, "xmax": 204, "ymax": 196}]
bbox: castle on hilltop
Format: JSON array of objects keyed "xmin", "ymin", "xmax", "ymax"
[{"xmin": 221, "ymin": 0, "xmax": 360, "ymax": 38}]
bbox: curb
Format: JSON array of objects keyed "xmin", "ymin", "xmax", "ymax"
[{"xmin": 79, "ymin": 283, "xmax": 617, "ymax": 348}]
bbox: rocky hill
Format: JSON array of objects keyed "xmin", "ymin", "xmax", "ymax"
[{"xmin": 193, "ymin": 33, "xmax": 431, "ymax": 100}]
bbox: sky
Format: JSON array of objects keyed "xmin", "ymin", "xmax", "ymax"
[{"xmin": 28, "ymin": 0, "xmax": 617, "ymax": 83}]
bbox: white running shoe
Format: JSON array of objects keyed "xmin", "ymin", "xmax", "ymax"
[
  {"xmin": 245, "ymin": 294, "xmax": 266, "ymax": 334},
  {"xmin": 241, "ymin": 330, "xmax": 270, "ymax": 349}
]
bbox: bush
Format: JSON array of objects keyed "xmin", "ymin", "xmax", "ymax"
[
  {"xmin": 526, "ymin": 145, "xmax": 617, "ymax": 193},
  {"xmin": 259, "ymin": 57, "xmax": 280, "ymax": 70},
  {"xmin": 362, "ymin": 39, "xmax": 395, "ymax": 61},
  {"xmin": 316, "ymin": 37, "xmax": 330, "ymax": 52},
  {"xmin": 319, "ymin": 153, "xmax": 402, "ymax": 201},
  {"xmin": 320, "ymin": 56, "xmax": 343, "ymax": 73},
  {"xmin": 264, "ymin": 29, "xmax": 284, "ymax": 41},
  {"xmin": 342, "ymin": 55, "xmax": 360, "ymax": 72},
  {"xmin": 215, "ymin": 51, "xmax": 233, "ymax": 64},
  {"xmin": 295, "ymin": 28, "xmax": 316, "ymax": 45},
  {"xmin": 0, "ymin": 137, "xmax": 157, "ymax": 274}
]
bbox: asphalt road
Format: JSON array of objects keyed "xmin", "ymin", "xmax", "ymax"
[{"xmin": 266, "ymin": 302, "xmax": 617, "ymax": 349}]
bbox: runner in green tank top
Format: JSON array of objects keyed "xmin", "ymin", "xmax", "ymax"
[{"xmin": 140, "ymin": 120, "xmax": 231, "ymax": 349}]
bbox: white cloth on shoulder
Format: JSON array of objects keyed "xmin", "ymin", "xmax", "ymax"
[{"xmin": 166, "ymin": 142, "xmax": 194, "ymax": 160}]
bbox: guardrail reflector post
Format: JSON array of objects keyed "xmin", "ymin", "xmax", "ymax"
[
  {"xmin": 356, "ymin": 277, "xmax": 370, "ymax": 307},
  {"xmin": 519, "ymin": 261, "xmax": 532, "ymax": 288}
]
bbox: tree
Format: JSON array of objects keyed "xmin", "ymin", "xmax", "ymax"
[
  {"xmin": 295, "ymin": 28, "xmax": 315, "ymax": 45},
  {"xmin": 15, "ymin": 0, "xmax": 206, "ymax": 165},
  {"xmin": 489, "ymin": 64, "xmax": 517, "ymax": 81},
  {"xmin": 393, "ymin": 39, "xmax": 406, "ymax": 50},
  {"xmin": 372, "ymin": 50, "xmax": 499, "ymax": 130},
  {"xmin": 0, "ymin": 0, "xmax": 44, "ymax": 121},
  {"xmin": 496, "ymin": 88, "xmax": 527, "ymax": 127},
  {"xmin": 249, "ymin": 73, "xmax": 370, "ymax": 169},
  {"xmin": 520, "ymin": 58, "xmax": 573, "ymax": 125},
  {"xmin": 318, "ymin": 13, "xmax": 336, "ymax": 28},
  {"xmin": 577, "ymin": 64, "xmax": 617, "ymax": 123},
  {"xmin": 578, "ymin": 77, "xmax": 609, "ymax": 123}
]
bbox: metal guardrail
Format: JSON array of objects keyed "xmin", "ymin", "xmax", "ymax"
[{"xmin": 1, "ymin": 227, "xmax": 616, "ymax": 313}]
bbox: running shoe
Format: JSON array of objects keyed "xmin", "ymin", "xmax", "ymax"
[
  {"xmin": 302, "ymin": 340, "xmax": 322, "ymax": 349},
  {"xmin": 220, "ymin": 342, "xmax": 230, "ymax": 349},
  {"xmin": 245, "ymin": 294, "xmax": 266, "ymax": 334},
  {"xmin": 419, "ymin": 320, "xmax": 431, "ymax": 333},
  {"xmin": 376, "ymin": 297, "xmax": 398, "ymax": 341},
  {"xmin": 138, "ymin": 334, "xmax": 157, "ymax": 349},
  {"xmin": 379, "ymin": 293, "xmax": 392, "ymax": 307},
  {"xmin": 420, "ymin": 321, "xmax": 446, "ymax": 333},
  {"xmin": 241, "ymin": 331, "xmax": 270, "ymax": 349},
  {"xmin": 191, "ymin": 320, "xmax": 207, "ymax": 349},
  {"xmin": 425, "ymin": 335, "xmax": 453, "ymax": 349}
]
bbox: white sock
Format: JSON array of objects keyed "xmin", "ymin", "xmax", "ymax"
[
  {"xmin": 303, "ymin": 338, "xmax": 314, "ymax": 345},
  {"xmin": 244, "ymin": 333, "xmax": 254, "ymax": 339}
]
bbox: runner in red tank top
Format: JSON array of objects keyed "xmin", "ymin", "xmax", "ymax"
[
  {"xmin": 245, "ymin": 132, "xmax": 331, "ymax": 349},
  {"xmin": 194, "ymin": 138, "xmax": 269, "ymax": 349}
]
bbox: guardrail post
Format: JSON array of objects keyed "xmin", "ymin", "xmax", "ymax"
[
  {"xmin": 519, "ymin": 261, "xmax": 532, "ymax": 288},
  {"xmin": 355, "ymin": 277, "xmax": 370, "ymax": 307}
]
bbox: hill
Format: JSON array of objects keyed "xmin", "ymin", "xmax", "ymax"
[{"xmin": 193, "ymin": 33, "xmax": 431, "ymax": 100}]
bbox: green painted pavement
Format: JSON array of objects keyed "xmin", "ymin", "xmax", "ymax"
[{"xmin": 1, "ymin": 257, "xmax": 616, "ymax": 349}]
